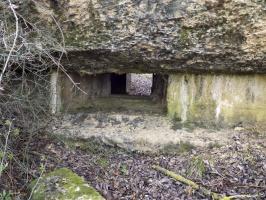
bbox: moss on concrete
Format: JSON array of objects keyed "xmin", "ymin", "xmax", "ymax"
[
  {"xmin": 167, "ymin": 74, "xmax": 266, "ymax": 127},
  {"xmin": 63, "ymin": 95, "xmax": 165, "ymax": 114},
  {"xmin": 14, "ymin": 0, "xmax": 266, "ymax": 74},
  {"xmin": 179, "ymin": 28, "xmax": 191, "ymax": 47},
  {"xmin": 30, "ymin": 168, "xmax": 104, "ymax": 200}
]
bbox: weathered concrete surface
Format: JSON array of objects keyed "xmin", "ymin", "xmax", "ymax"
[
  {"xmin": 53, "ymin": 111, "xmax": 233, "ymax": 152},
  {"xmin": 20, "ymin": 0, "xmax": 266, "ymax": 73},
  {"xmin": 50, "ymin": 72, "xmax": 62, "ymax": 114},
  {"xmin": 167, "ymin": 74, "xmax": 266, "ymax": 126},
  {"xmin": 58, "ymin": 72, "xmax": 111, "ymax": 111}
]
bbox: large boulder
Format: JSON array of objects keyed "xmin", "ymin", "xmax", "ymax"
[
  {"xmin": 13, "ymin": 0, "xmax": 266, "ymax": 73},
  {"xmin": 30, "ymin": 168, "xmax": 104, "ymax": 200}
]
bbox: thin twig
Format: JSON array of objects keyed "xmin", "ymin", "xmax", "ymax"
[
  {"xmin": 27, "ymin": 163, "xmax": 46, "ymax": 200},
  {"xmin": 0, "ymin": 0, "xmax": 19, "ymax": 89},
  {"xmin": 51, "ymin": 15, "xmax": 66, "ymax": 61},
  {"xmin": 0, "ymin": 121, "xmax": 12, "ymax": 178}
]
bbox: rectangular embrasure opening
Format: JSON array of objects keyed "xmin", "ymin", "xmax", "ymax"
[
  {"xmin": 111, "ymin": 73, "xmax": 153, "ymax": 96},
  {"xmin": 61, "ymin": 72, "xmax": 168, "ymax": 113}
]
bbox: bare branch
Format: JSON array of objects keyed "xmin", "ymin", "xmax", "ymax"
[{"xmin": 0, "ymin": 0, "xmax": 19, "ymax": 89}]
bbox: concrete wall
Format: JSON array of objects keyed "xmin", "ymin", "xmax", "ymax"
[
  {"xmin": 51, "ymin": 71, "xmax": 266, "ymax": 127},
  {"xmin": 50, "ymin": 71, "xmax": 61, "ymax": 114},
  {"xmin": 51, "ymin": 71, "xmax": 111, "ymax": 112},
  {"xmin": 167, "ymin": 74, "xmax": 266, "ymax": 126}
]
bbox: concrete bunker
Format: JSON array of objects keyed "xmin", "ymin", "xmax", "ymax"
[{"xmin": 51, "ymin": 71, "xmax": 266, "ymax": 128}]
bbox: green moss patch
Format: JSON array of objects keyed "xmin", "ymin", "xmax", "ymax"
[{"xmin": 30, "ymin": 168, "xmax": 105, "ymax": 200}]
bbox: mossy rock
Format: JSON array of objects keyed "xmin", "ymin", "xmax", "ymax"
[{"xmin": 30, "ymin": 168, "xmax": 105, "ymax": 200}]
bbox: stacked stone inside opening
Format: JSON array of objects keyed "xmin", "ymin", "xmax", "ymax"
[{"xmin": 126, "ymin": 73, "xmax": 153, "ymax": 96}]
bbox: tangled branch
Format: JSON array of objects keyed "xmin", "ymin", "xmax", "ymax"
[
  {"xmin": 0, "ymin": 0, "xmax": 66, "ymax": 194},
  {"xmin": 0, "ymin": 0, "xmax": 18, "ymax": 89}
]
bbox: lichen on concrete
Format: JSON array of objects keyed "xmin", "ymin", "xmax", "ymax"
[
  {"xmin": 19, "ymin": 0, "xmax": 266, "ymax": 74},
  {"xmin": 30, "ymin": 168, "xmax": 104, "ymax": 200},
  {"xmin": 167, "ymin": 74, "xmax": 266, "ymax": 127}
]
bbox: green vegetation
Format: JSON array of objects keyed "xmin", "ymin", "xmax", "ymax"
[
  {"xmin": 187, "ymin": 156, "xmax": 206, "ymax": 178},
  {"xmin": 96, "ymin": 157, "xmax": 110, "ymax": 168},
  {"xmin": 208, "ymin": 142, "xmax": 223, "ymax": 149},
  {"xmin": 160, "ymin": 141, "xmax": 195, "ymax": 154},
  {"xmin": 30, "ymin": 168, "xmax": 104, "ymax": 200},
  {"xmin": 0, "ymin": 190, "xmax": 12, "ymax": 200},
  {"xmin": 120, "ymin": 164, "xmax": 129, "ymax": 175}
]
